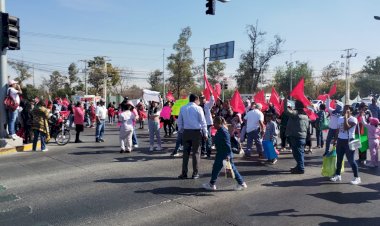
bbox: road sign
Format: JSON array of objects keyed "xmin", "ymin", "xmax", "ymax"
[{"xmin": 209, "ymin": 41, "xmax": 234, "ymax": 61}]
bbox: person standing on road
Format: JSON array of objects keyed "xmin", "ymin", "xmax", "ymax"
[
  {"xmin": 361, "ymin": 115, "xmax": 380, "ymax": 168},
  {"xmin": 73, "ymin": 101, "xmax": 84, "ymax": 143},
  {"xmin": 119, "ymin": 102, "xmax": 136, "ymax": 153},
  {"xmin": 89, "ymin": 102, "xmax": 96, "ymax": 128},
  {"xmin": 7, "ymin": 80, "xmax": 22, "ymax": 139},
  {"xmin": 199, "ymin": 93, "xmax": 215, "ymax": 158},
  {"xmin": 148, "ymin": 97, "xmax": 162, "ymax": 151},
  {"xmin": 244, "ymin": 103, "xmax": 265, "ymax": 158},
  {"xmin": 283, "ymin": 98, "xmax": 309, "ymax": 174},
  {"xmin": 315, "ymin": 103, "xmax": 326, "ymax": 149},
  {"xmin": 95, "ymin": 99, "xmax": 107, "ymax": 143},
  {"xmin": 324, "ymin": 98, "xmax": 343, "ymax": 156},
  {"xmin": 202, "ymin": 116, "xmax": 247, "ymax": 191},
  {"xmin": 330, "ymin": 105, "xmax": 361, "ymax": 185},
  {"xmin": 177, "ymin": 94, "xmax": 208, "ymax": 179},
  {"xmin": 31, "ymin": 101, "xmax": 50, "ymax": 152}
]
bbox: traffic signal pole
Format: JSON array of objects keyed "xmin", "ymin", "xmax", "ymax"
[{"xmin": 0, "ymin": 0, "xmax": 7, "ymax": 138}]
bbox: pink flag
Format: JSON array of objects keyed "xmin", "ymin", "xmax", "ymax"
[
  {"xmin": 160, "ymin": 106, "xmax": 172, "ymax": 120},
  {"xmin": 166, "ymin": 91, "xmax": 175, "ymax": 102}
]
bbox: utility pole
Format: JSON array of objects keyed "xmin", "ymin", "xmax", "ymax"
[
  {"xmin": 79, "ymin": 60, "xmax": 88, "ymax": 95},
  {"xmin": 0, "ymin": 0, "xmax": 7, "ymax": 138},
  {"xmin": 163, "ymin": 48, "xmax": 165, "ymax": 99},
  {"xmin": 341, "ymin": 48, "xmax": 357, "ymax": 105},
  {"xmin": 289, "ymin": 51, "xmax": 296, "ymax": 93},
  {"xmin": 32, "ymin": 64, "xmax": 35, "ymax": 87},
  {"xmin": 203, "ymin": 48, "xmax": 209, "ymax": 88}
]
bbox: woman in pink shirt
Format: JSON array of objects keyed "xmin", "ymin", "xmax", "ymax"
[{"xmin": 74, "ymin": 101, "xmax": 85, "ymax": 143}]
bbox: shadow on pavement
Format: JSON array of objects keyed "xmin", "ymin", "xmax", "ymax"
[
  {"xmin": 95, "ymin": 176, "xmax": 178, "ymax": 184},
  {"xmin": 69, "ymin": 150, "xmax": 121, "ymax": 155},
  {"xmin": 309, "ymin": 191, "xmax": 380, "ymax": 204},
  {"xmin": 135, "ymin": 186, "xmax": 216, "ymax": 197},
  {"xmin": 262, "ymin": 177, "xmax": 332, "ymax": 187},
  {"xmin": 250, "ymin": 209, "xmax": 380, "ymax": 226},
  {"xmin": 114, "ymin": 155, "xmax": 173, "ymax": 162}
]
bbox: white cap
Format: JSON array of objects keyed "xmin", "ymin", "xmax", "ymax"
[{"xmin": 8, "ymin": 80, "xmax": 18, "ymax": 85}]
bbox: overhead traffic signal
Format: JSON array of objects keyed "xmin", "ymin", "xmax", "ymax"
[
  {"xmin": 0, "ymin": 13, "xmax": 20, "ymax": 50},
  {"xmin": 206, "ymin": 0, "xmax": 215, "ymax": 15}
]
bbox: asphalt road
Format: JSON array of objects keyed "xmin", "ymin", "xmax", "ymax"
[{"xmin": 0, "ymin": 124, "xmax": 379, "ymax": 226}]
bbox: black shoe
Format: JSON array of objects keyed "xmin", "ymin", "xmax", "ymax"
[
  {"xmin": 178, "ymin": 174, "xmax": 188, "ymax": 179},
  {"xmin": 192, "ymin": 174, "xmax": 200, "ymax": 179},
  {"xmin": 96, "ymin": 139, "xmax": 101, "ymax": 143},
  {"xmin": 99, "ymin": 138, "xmax": 105, "ymax": 142},
  {"xmin": 290, "ymin": 168, "xmax": 304, "ymax": 174},
  {"xmin": 120, "ymin": 149, "xmax": 125, "ymax": 153},
  {"xmin": 75, "ymin": 140, "xmax": 83, "ymax": 143}
]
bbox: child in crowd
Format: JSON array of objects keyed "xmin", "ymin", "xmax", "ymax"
[
  {"xmin": 361, "ymin": 114, "xmax": 380, "ymax": 168},
  {"xmin": 263, "ymin": 113, "xmax": 278, "ymax": 164},
  {"xmin": 119, "ymin": 102, "xmax": 136, "ymax": 153},
  {"xmin": 202, "ymin": 116, "xmax": 247, "ymax": 191},
  {"xmin": 108, "ymin": 103, "xmax": 115, "ymax": 124}
]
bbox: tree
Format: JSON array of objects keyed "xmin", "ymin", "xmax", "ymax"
[
  {"xmin": 147, "ymin": 69, "xmax": 163, "ymax": 92},
  {"xmin": 167, "ymin": 27, "xmax": 195, "ymax": 98},
  {"xmin": 87, "ymin": 56, "xmax": 121, "ymax": 95},
  {"xmin": 353, "ymin": 56, "xmax": 380, "ymax": 96},
  {"xmin": 318, "ymin": 61, "xmax": 344, "ymax": 99},
  {"xmin": 274, "ymin": 61, "xmax": 315, "ymax": 97},
  {"xmin": 9, "ymin": 60, "xmax": 32, "ymax": 86},
  {"xmin": 68, "ymin": 63, "xmax": 79, "ymax": 89},
  {"xmin": 21, "ymin": 84, "xmax": 41, "ymax": 101},
  {"xmin": 112, "ymin": 69, "xmax": 131, "ymax": 96},
  {"xmin": 207, "ymin": 60, "xmax": 226, "ymax": 85},
  {"xmin": 46, "ymin": 71, "xmax": 67, "ymax": 93},
  {"xmin": 123, "ymin": 85, "xmax": 143, "ymax": 99},
  {"xmin": 235, "ymin": 24, "xmax": 284, "ymax": 93}
]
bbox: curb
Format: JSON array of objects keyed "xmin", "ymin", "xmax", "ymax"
[{"xmin": 0, "ymin": 142, "xmax": 41, "ymax": 155}]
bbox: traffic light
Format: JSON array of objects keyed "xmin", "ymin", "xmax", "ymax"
[
  {"xmin": 224, "ymin": 83, "xmax": 228, "ymax": 89},
  {"xmin": 0, "ymin": 13, "xmax": 20, "ymax": 50},
  {"xmin": 206, "ymin": 0, "xmax": 215, "ymax": 15}
]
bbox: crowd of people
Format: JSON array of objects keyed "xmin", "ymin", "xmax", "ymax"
[{"xmin": 5, "ymin": 80, "xmax": 380, "ymax": 189}]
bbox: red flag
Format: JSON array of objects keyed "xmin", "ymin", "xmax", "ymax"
[
  {"xmin": 330, "ymin": 99, "xmax": 336, "ymax": 109},
  {"xmin": 290, "ymin": 78, "xmax": 311, "ymax": 107},
  {"xmin": 317, "ymin": 94, "xmax": 328, "ymax": 102},
  {"xmin": 304, "ymin": 107, "xmax": 318, "ymax": 121},
  {"xmin": 328, "ymin": 83, "xmax": 337, "ymax": 97},
  {"xmin": 166, "ymin": 91, "xmax": 175, "ymax": 102},
  {"xmin": 279, "ymin": 100, "xmax": 285, "ymax": 116},
  {"xmin": 214, "ymin": 83, "xmax": 221, "ymax": 100},
  {"xmin": 269, "ymin": 87, "xmax": 281, "ymax": 113},
  {"xmin": 254, "ymin": 90, "xmax": 269, "ymax": 111},
  {"xmin": 203, "ymin": 88, "xmax": 211, "ymax": 101},
  {"xmin": 230, "ymin": 89, "xmax": 245, "ymax": 114},
  {"xmin": 203, "ymin": 73, "xmax": 214, "ymax": 101}
]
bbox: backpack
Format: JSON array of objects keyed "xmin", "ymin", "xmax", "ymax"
[
  {"xmin": 320, "ymin": 112, "xmax": 330, "ymax": 130},
  {"xmin": 4, "ymin": 89, "xmax": 18, "ymax": 111}
]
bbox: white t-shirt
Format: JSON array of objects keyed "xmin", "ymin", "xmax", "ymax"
[
  {"xmin": 244, "ymin": 109, "xmax": 264, "ymax": 133},
  {"xmin": 120, "ymin": 111, "xmax": 135, "ymax": 131},
  {"xmin": 8, "ymin": 87, "xmax": 20, "ymax": 105},
  {"xmin": 96, "ymin": 105, "xmax": 107, "ymax": 120},
  {"xmin": 337, "ymin": 116, "xmax": 358, "ymax": 139}
]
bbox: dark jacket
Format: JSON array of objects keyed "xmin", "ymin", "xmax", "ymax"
[
  {"xmin": 284, "ymin": 107, "xmax": 309, "ymax": 138},
  {"xmin": 214, "ymin": 126, "xmax": 232, "ymax": 158}
]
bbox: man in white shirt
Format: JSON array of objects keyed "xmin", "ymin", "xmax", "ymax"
[
  {"xmin": 324, "ymin": 98, "xmax": 343, "ymax": 156},
  {"xmin": 200, "ymin": 93, "xmax": 215, "ymax": 158},
  {"xmin": 95, "ymin": 99, "xmax": 107, "ymax": 143},
  {"xmin": 244, "ymin": 103, "xmax": 265, "ymax": 157},
  {"xmin": 7, "ymin": 80, "xmax": 22, "ymax": 139},
  {"xmin": 177, "ymin": 94, "xmax": 208, "ymax": 179}
]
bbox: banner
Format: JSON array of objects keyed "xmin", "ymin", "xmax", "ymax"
[
  {"xmin": 171, "ymin": 99, "xmax": 189, "ymax": 116},
  {"xmin": 143, "ymin": 89, "xmax": 160, "ymax": 103}
]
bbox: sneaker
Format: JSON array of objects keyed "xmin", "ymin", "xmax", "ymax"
[
  {"xmin": 202, "ymin": 183, "xmax": 216, "ymax": 191},
  {"xmin": 120, "ymin": 149, "xmax": 125, "ymax": 153},
  {"xmin": 41, "ymin": 148, "xmax": 48, "ymax": 152},
  {"xmin": 179, "ymin": 145, "xmax": 183, "ymax": 151},
  {"xmin": 133, "ymin": 144, "xmax": 139, "ymax": 148},
  {"xmin": 11, "ymin": 134, "xmax": 18, "ymax": 140},
  {"xmin": 156, "ymin": 146, "xmax": 162, "ymax": 151},
  {"xmin": 350, "ymin": 177, "xmax": 361, "ymax": 185},
  {"xmin": 270, "ymin": 159, "xmax": 278, "ymax": 165},
  {"xmin": 234, "ymin": 182, "xmax": 248, "ymax": 191},
  {"xmin": 330, "ymin": 175, "xmax": 342, "ymax": 182},
  {"xmin": 149, "ymin": 146, "xmax": 154, "ymax": 152},
  {"xmin": 99, "ymin": 138, "xmax": 105, "ymax": 142},
  {"xmin": 211, "ymin": 145, "xmax": 216, "ymax": 149},
  {"xmin": 173, "ymin": 131, "xmax": 178, "ymax": 135},
  {"xmin": 170, "ymin": 152, "xmax": 180, "ymax": 157},
  {"xmin": 96, "ymin": 139, "xmax": 101, "ymax": 143}
]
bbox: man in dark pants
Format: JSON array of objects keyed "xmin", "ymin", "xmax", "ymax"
[
  {"xmin": 177, "ymin": 94, "xmax": 208, "ymax": 179},
  {"xmin": 199, "ymin": 94, "xmax": 215, "ymax": 158}
]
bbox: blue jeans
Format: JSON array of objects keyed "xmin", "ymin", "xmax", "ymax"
[
  {"xmin": 245, "ymin": 129, "xmax": 263, "ymax": 156},
  {"xmin": 201, "ymin": 125, "xmax": 212, "ymax": 155},
  {"xmin": 315, "ymin": 128, "xmax": 324, "ymax": 147},
  {"xmin": 132, "ymin": 129, "xmax": 138, "ymax": 145},
  {"xmin": 148, "ymin": 120, "xmax": 161, "ymax": 147},
  {"xmin": 336, "ymin": 138, "xmax": 359, "ymax": 177},
  {"xmin": 7, "ymin": 109, "xmax": 18, "ymax": 135},
  {"xmin": 69, "ymin": 114, "xmax": 74, "ymax": 128},
  {"xmin": 289, "ymin": 136, "xmax": 306, "ymax": 171},
  {"xmin": 210, "ymin": 152, "xmax": 244, "ymax": 185},
  {"xmin": 325, "ymin": 129, "xmax": 337, "ymax": 154},
  {"xmin": 33, "ymin": 130, "xmax": 46, "ymax": 151},
  {"xmin": 173, "ymin": 131, "xmax": 183, "ymax": 153},
  {"xmin": 96, "ymin": 120, "xmax": 105, "ymax": 140}
]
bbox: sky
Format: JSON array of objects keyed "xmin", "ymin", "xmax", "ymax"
[{"xmin": 7, "ymin": 0, "xmax": 380, "ymax": 89}]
